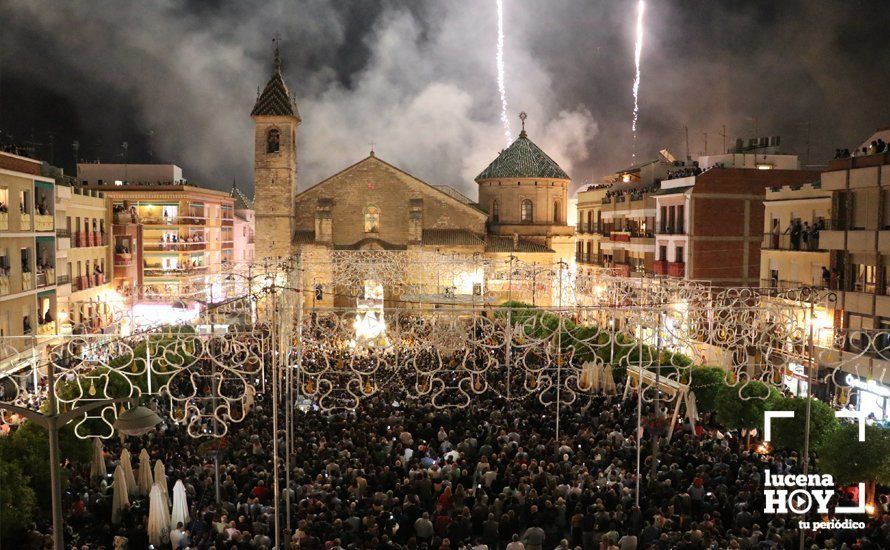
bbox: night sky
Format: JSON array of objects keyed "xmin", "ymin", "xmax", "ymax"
[{"xmin": 1, "ymin": 0, "xmax": 888, "ymax": 197}]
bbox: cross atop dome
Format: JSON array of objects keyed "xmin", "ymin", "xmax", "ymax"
[{"xmin": 519, "ymin": 111, "xmax": 527, "ymax": 138}]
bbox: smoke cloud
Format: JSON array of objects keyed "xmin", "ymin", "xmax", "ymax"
[{"xmin": 1, "ymin": 1, "xmax": 888, "ymax": 198}]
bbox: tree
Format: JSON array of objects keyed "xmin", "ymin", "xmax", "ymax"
[
  {"xmin": 0, "ymin": 450, "xmax": 36, "ymax": 539},
  {"xmin": 0, "ymin": 421, "xmax": 90, "ymax": 514},
  {"xmin": 768, "ymin": 396, "xmax": 838, "ymax": 453},
  {"xmin": 686, "ymin": 366, "xmax": 730, "ymax": 413},
  {"xmin": 818, "ymin": 423, "xmax": 890, "ymax": 505},
  {"xmin": 715, "ymin": 381, "xmax": 777, "ymax": 431}
]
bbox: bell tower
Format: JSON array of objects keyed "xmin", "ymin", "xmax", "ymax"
[{"xmin": 251, "ymin": 41, "xmax": 301, "ymax": 261}]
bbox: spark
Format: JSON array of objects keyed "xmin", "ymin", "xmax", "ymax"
[
  {"xmin": 631, "ymin": 0, "xmax": 645, "ymax": 162},
  {"xmin": 496, "ymin": 0, "xmax": 512, "ymax": 145}
]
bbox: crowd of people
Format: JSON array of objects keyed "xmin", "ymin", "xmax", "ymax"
[
  {"xmin": 8, "ymin": 358, "xmax": 889, "ymax": 550},
  {"xmin": 602, "ymin": 185, "xmax": 658, "ymax": 204},
  {"xmin": 835, "ymin": 139, "xmax": 888, "ymax": 159}
]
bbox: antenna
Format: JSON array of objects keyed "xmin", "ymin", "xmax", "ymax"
[
  {"xmin": 684, "ymin": 125, "xmax": 690, "ymax": 161},
  {"xmin": 719, "ymin": 125, "xmax": 727, "ymax": 153},
  {"xmin": 701, "ymin": 132, "xmax": 708, "ymax": 156}
]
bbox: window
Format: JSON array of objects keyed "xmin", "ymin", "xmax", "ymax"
[
  {"xmin": 19, "ymin": 190, "xmax": 29, "ymax": 214},
  {"xmin": 491, "ymin": 200, "xmax": 499, "ymax": 223},
  {"xmin": 521, "ymin": 199, "xmax": 533, "ymax": 223},
  {"xmin": 20, "ymin": 248, "xmax": 31, "ymax": 273},
  {"xmin": 676, "ymin": 205, "xmax": 685, "ymax": 233},
  {"xmin": 853, "ymin": 264, "xmax": 877, "ymax": 293},
  {"xmin": 364, "ymin": 206, "xmax": 380, "ymax": 233},
  {"xmin": 553, "ymin": 201, "xmax": 561, "ymax": 223},
  {"xmin": 586, "ymin": 211, "xmax": 592, "ymax": 231},
  {"xmin": 675, "ymin": 246, "xmax": 684, "ymax": 263},
  {"xmin": 266, "ymin": 128, "xmax": 281, "ymax": 154},
  {"xmin": 659, "ymin": 245, "xmax": 667, "ymax": 262}
]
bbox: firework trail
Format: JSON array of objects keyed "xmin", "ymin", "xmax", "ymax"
[
  {"xmin": 631, "ymin": 0, "xmax": 645, "ymax": 162},
  {"xmin": 496, "ymin": 0, "xmax": 512, "ymax": 145}
]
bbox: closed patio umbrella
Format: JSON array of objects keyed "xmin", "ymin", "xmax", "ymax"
[
  {"xmin": 119, "ymin": 448, "xmax": 137, "ymax": 496},
  {"xmin": 111, "ymin": 464, "xmax": 129, "ymax": 524},
  {"xmin": 137, "ymin": 448, "xmax": 153, "ymax": 496},
  {"xmin": 147, "ymin": 483, "xmax": 171, "ymax": 547},
  {"xmin": 153, "ymin": 459, "xmax": 169, "ymax": 505},
  {"xmin": 90, "ymin": 437, "xmax": 107, "ymax": 482},
  {"xmin": 171, "ymin": 479, "xmax": 190, "ymax": 528}
]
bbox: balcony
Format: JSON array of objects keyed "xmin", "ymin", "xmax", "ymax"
[
  {"xmin": 0, "ymin": 212, "xmax": 7, "ymax": 230},
  {"xmin": 653, "ymin": 260, "xmax": 667, "ymax": 276},
  {"xmin": 37, "ymin": 321, "xmax": 56, "ymax": 336},
  {"xmin": 141, "ymin": 216, "xmax": 207, "ymax": 226},
  {"xmin": 113, "ymin": 212, "xmax": 139, "ymax": 225},
  {"xmin": 74, "ymin": 274, "xmax": 107, "ymax": 292},
  {"xmin": 36, "ymin": 269, "xmax": 56, "ymax": 287},
  {"xmin": 114, "ymin": 253, "xmax": 133, "ymax": 266},
  {"xmin": 667, "ymin": 262, "xmax": 685, "ymax": 277},
  {"xmin": 19, "ymin": 213, "xmax": 31, "ymax": 231},
  {"xmin": 74, "ymin": 232, "xmax": 108, "ymax": 248},
  {"xmin": 144, "ymin": 241, "xmax": 206, "ymax": 252},
  {"xmin": 22, "ymin": 272, "xmax": 34, "ymax": 291},
  {"xmin": 0, "ymin": 275, "xmax": 9, "ymax": 295},
  {"xmin": 34, "ymin": 214, "xmax": 54, "ymax": 232},
  {"xmin": 56, "ymin": 274, "xmax": 70, "ymax": 285},
  {"xmin": 611, "ymin": 232, "xmax": 631, "ymax": 243},
  {"xmin": 761, "ymin": 233, "xmax": 827, "ymax": 252},
  {"xmin": 657, "ymin": 226, "xmax": 685, "ymax": 236}
]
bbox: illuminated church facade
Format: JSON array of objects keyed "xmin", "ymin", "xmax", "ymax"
[{"xmin": 251, "ymin": 51, "xmax": 575, "ymax": 307}]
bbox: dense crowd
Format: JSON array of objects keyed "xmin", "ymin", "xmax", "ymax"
[{"xmin": 11, "ymin": 373, "xmax": 890, "ymax": 550}]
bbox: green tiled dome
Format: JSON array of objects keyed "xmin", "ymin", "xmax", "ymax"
[{"xmin": 475, "ymin": 131, "xmax": 570, "ymax": 181}]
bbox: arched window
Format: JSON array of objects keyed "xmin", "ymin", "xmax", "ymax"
[
  {"xmin": 521, "ymin": 199, "xmax": 534, "ymax": 223},
  {"xmin": 553, "ymin": 201, "xmax": 561, "ymax": 223},
  {"xmin": 364, "ymin": 206, "xmax": 380, "ymax": 233},
  {"xmin": 266, "ymin": 128, "xmax": 280, "ymax": 154},
  {"xmin": 491, "ymin": 200, "xmax": 500, "ymax": 223}
]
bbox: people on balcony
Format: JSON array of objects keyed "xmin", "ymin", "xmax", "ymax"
[{"xmin": 0, "ymin": 201, "xmax": 7, "ymax": 213}]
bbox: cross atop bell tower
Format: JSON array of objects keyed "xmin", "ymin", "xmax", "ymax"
[{"xmin": 252, "ymin": 38, "xmax": 301, "ymax": 261}]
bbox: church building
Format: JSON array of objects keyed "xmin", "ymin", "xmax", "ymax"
[{"xmin": 251, "ymin": 49, "xmax": 575, "ymax": 307}]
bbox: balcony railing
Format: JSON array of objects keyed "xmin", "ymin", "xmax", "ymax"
[
  {"xmin": 19, "ymin": 213, "xmax": 31, "ymax": 231},
  {"xmin": 34, "ymin": 214, "xmax": 54, "ymax": 231},
  {"xmin": 74, "ymin": 232, "xmax": 108, "ymax": 248},
  {"xmin": 113, "ymin": 212, "xmax": 139, "ymax": 224},
  {"xmin": 56, "ymin": 274, "xmax": 70, "ymax": 285},
  {"xmin": 36, "ymin": 269, "xmax": 56, "ymax": 287},
  {"xmin": 761, "ymin": 232, "xmax": 826, "ymax": 252},
  {"xmin": 143, "ymin": 242, "xmax": 206, "ymax": 252},
  {"xmin": 56, "ymin": 228, "xmax": 71, "ymax": 238},
  {"xmin": 667, "ymin": 262, "xmax": 685, "ymax": 277},
  {"xmin": 653, "ymin": 260, "xmax": 667, "ymax": 276},
  {"xmin": 141, "ymin": 216, "xmax": 207, "ymax": 226},
  {"xmin": 0, "ymin": 212, "xmax": 7, "ymax": 231},
  {"xmin": 114, "ymin": 253, "xmax": 133, "ymax": 266},
  {"xmin": 74, "ymin": 274, "xmax": 107, "ymax": 291},
  {"xmin": 657, "ymin": 226, "xmax": 685, "ymax": 235},
  {"xmin": 37, "ymin": 321, "xmax": 56, "ymax": 336},
  {"xmin": 0, "ymin": 275, "xmax": 9, "ymax": 295},
  {"xmin": 21, "ymin": 272, "xmax": 34, "ymax": 291}
]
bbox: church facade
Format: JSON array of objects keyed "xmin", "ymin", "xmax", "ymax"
[{"xmin": 251, "ymin": 53, "xmax": 575, "ymax": 307}]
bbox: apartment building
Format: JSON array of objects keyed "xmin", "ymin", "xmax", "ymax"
[
  {"xmin": 54, "ymin": 180, "xmax": 113, "ymax": 334},
  {"xmin": 653, "ymin": 152, "xmax": 818, "ymax": 285},
  {"xmin": 760, "ymin": 181, "xmax": 832, "ymax": 289},
  {"xmin": 81, "ymin": 164, "xmax": 236, "ymax": 302},
  {"xmin": 0, "ymin": 151, "xmax": 58, "ymax": 369},
  {"xmin": 575, "ymin": 157, "xmax": 671, "ymax": 276}
]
